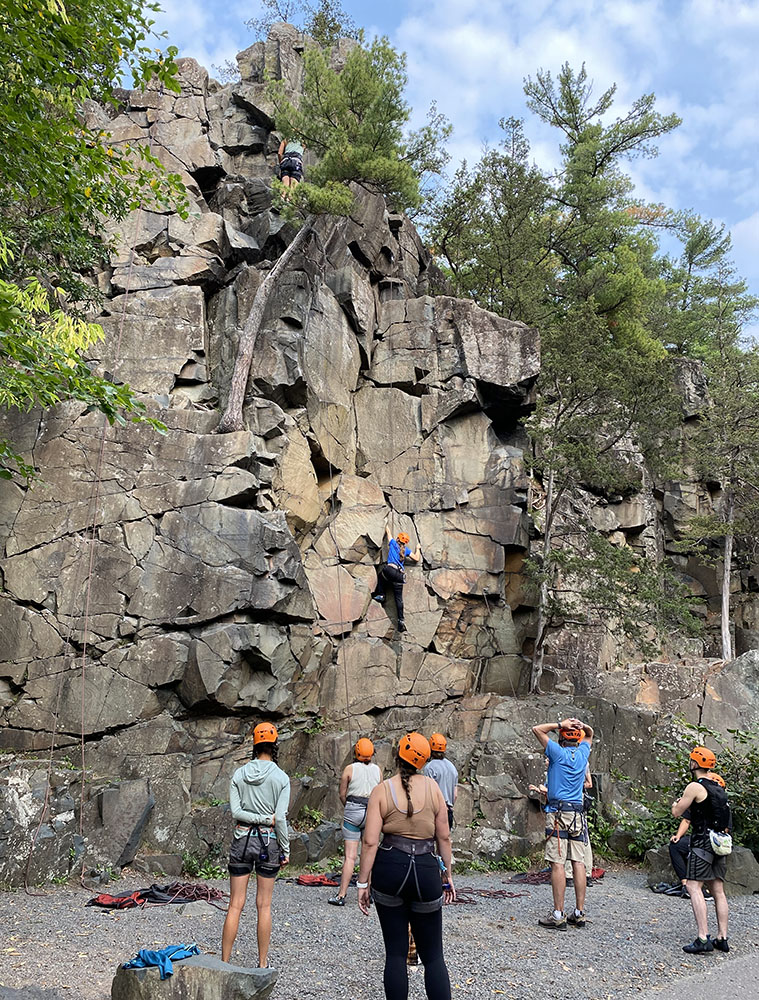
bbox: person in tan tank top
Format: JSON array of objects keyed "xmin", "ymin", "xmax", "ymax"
[{"xmin": 357, "ymin": 733, "xmax": 455, "ymax": 1000}]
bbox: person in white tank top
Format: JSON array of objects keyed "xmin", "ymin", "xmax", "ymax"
[{"xmin": 328, "ymin": 737, "xmax": 382, "ymax": 906}]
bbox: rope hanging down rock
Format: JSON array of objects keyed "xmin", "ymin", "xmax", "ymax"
[{"xmin": 25, "ymin": 97, "xmax": 159, "ymax": 893}]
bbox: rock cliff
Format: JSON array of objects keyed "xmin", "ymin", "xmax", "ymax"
[{"xmin": 1, "ymin": 25, "xmax": 758, "ymax": 884}]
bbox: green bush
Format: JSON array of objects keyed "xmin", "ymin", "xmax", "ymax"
[
  {"xmin": 295, "ymin": 805, "xmax": 324, "ymax": 831},
  {"xmin": 453, "ymin": 854, "xmax": 531, "ymax": 874},
  {"xmin": 586, "ymin": 801, "xmax": 617, "ymax": 855},
  {"xmin": 182, "ymin": 849, "xmax": 226, "ymax": 880},
  {"xmin": 615, "ymin": 718, "xmax": 759, "ymax": 857}
]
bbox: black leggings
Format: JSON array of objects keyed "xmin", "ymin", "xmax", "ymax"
[
  {"xmin": 372, "ymin": 848, "xmax": 451, "ymax": 1000},
  {"xmin": 374, "ymin": 564, "xmax": 405, "ymax": 621}
]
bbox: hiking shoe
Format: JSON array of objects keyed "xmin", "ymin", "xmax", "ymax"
[
  {"xmin": 397, "ymin": 621, "xmax": 407, "ymax": 632},
  {"xmin": 372, "ymin": 594, "xmax": 385, "ymax": 604},
  {"xmin": 713, "ymin": 937, "xmax": 729, "ymax": 952},
  {"xmin": 327, "ymin": 895, "xmax": 346, "ymax": 906},
  {"xmin": 567, "ymin": 910, "xmax": 586, "ymax": 928},
  {"xmin": 538, "ymin": 912, "xmax": 567, "ymax": 931},
  {"xmin": 683, "ymin": 936, "xmax": 713, "ymax": 954}
]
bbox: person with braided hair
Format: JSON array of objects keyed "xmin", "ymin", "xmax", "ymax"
[
  {"xmin": 372, "ymin": 523, "xmax": 421, "ymax": 633},
  {"xmin": 358, "ymin": 732, "xmax": 455, "ymax": 1000},
  {"xmin": 222, "ymin": 722, "xmax": 290, "ymax": 968}
]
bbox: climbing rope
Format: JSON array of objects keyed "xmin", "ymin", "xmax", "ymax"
[
  {"xmin": 450, "ymin": 885, "xmax": 530, "ymax": 904},
  {"xmin": 25, "ymin": 94, "xmax": 157, "ymax": 893},
  {"xmin": 325, "ymin": 454, "xmax": 354, "ymax": 749}
]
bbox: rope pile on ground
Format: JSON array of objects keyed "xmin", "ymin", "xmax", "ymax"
[
  {"xmin": 450, "ymin": 886, "xmax": 531, "ymax": 905},
  {"xmin": 507, "ymin": 866, "xmax": 605, "ymax": 885},
  {"xmin": 85, "ymin": 882, "xmax": 228, "ymax": 911}
]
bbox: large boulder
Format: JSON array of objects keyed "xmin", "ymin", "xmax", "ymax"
[
  {"xmin": 645, "ymin": 843, "xmax": 759, "ymax": 896},
  {"xmin": 111, "ymin": 955, "xmax": 276, "ymax": 999}
]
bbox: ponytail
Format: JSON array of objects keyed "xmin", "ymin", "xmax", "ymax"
[
  {"xmin": 255, "ymin": 741, "xmax": 279, "ymax": 764},
  {"xmin": 396, "ymin": 755, "xmax": 416, "ymax": 818}
]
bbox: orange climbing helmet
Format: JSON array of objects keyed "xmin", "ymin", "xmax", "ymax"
[
  {"xmin": 690, "ymin": 746, "xmax": 717, "ymax": 770},
  {"xmin": 398, "ymin": 732, "xmax": 430, "ymax": 769},
  {"xmin": 429, "ymin": 733, "xmax": 447, "ymax": 753},
  {"xmin": 706, "ymin": 771, "xmax": 726, "ymax": 788},
  {"xmin": 253, "ymin": 722, "xmax": 278, "ymax": 745},
  {"xmin": 559, "ymin": 727, "xmax": 584, "ymax": 745},
  {"xmin": 355, "ymin": 737, "xmax": 374, "ymax": 762},
  {"xmin": 396, "ymin": 532, "xmax": 410, "ymax": 545}
]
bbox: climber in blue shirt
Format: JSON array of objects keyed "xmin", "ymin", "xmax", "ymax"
[{"xmin": 371, "ymin": 524, "xmax": 421, "ymax": 633}]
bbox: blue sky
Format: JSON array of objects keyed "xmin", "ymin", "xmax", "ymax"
[{"xmin": 152, "ymin": 0, "xmax": 759, "ymax": 316}]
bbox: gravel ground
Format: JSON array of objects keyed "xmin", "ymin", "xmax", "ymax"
[{"xmin": 1, "ymin": 865, "xmax": 758, "ymax": 1000}]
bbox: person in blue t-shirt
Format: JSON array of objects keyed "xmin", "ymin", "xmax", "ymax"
[
  {"xmin": 371, "ymin": 524, "xmax": 421, "ymax": 633},
  {"xmin": 532, "ymin": 717, "xmax": 594, "ymax": 931}
]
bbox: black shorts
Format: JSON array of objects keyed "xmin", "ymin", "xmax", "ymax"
[
  {"xmin": 279, "ymin": 154, "xmax": 303, "ymax": 180},
  {"xmin": 228, "ymin": 830, "xmax": 281, "ymax": 878},
  {"xmin": 686, "ymin": 845, "xmax": 726, "ymax": 883}
]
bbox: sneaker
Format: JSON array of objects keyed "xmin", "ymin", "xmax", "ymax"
[
  {"xmin": 713, "ymin": 937, "xmax": 729, "ymax": 952},
  {"xmin": 683, "ymin": 936, "xmax": 713, "ymax": 954},
  {"xmin": 567, "ymin": 910, "xmax": 586, "ymax": 928},
  {"xmin": 372, "ymin": 594, "xmax": 385, "ymax": 604},
  {"xmin": 397, "ymin": 621, "xmax": 407, "ymax": 633},
  {"xmin": 538, "ymin": 912, "xmax": 567, "ymax": 931},
  {"xmin": 327, "ymin": 895, "xmax": 346, "ymax": 906}
]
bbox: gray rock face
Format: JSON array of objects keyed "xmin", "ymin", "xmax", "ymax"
[
  {"xmin": 111, "ymin": 955, "xmax": 277, "ymax": 999},
  {"xmin": 0, "ymin": 27, "xmax": 755, "ymax": 887}
]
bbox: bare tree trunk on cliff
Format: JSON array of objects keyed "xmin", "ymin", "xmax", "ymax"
[
  {"xmin": 530, "ymin": 464, "xmax": 555, "ymax": 693},
  {"xmin": 217, "ymin": 216, "xmax": 316, "ymax": 434},
  {"xmin": 721, "ymin": 489, "xmax": 735, "ymax": 661}
]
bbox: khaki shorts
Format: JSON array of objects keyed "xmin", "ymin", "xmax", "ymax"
[{"xmin": 545, "ymin": 810, "xmax": 587, "ymax": 864}]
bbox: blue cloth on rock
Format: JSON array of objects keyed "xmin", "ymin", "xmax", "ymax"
[{"xmin": 122, "ymin": 943, "xmax": 200, "ymax": 979}]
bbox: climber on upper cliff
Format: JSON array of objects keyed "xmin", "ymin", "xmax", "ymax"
[
  {"xmin": 372, "ymin": 524, "xmax": 421, "ymax": 633},
  {"xmin": 278, "ymin": 137, "xmax": 305, "ymax": 196}
]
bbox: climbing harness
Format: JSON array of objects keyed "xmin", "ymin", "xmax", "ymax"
[
  {"xmin": 372, "ymin": 835, "xmax": 441, "ymax": 913},
  {"xmin": 545, "ymin": 799, "xmax": 587, "ymax": 860}
]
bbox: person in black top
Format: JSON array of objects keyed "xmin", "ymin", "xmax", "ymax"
[{"xmin": 672, "ymin": 746, "xmax": 731, "ymax": 954}]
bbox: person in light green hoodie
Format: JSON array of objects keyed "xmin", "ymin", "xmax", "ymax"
[{"xmin": 222, "ymin": 722, "xmax": 291, "ymax": 968}]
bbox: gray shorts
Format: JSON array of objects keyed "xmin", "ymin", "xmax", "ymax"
[
  {"xmin": 229, "ymin": 827, "xmax": 281, "ymax": 878},
  {"xmin": 342, "ymin": 799, "xmax": 368, "ymax": 842}
]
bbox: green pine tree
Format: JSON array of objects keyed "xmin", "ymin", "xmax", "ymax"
[{"xmin": 217, "ymin": 34, "xmax": 449, "ymax": 433}]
